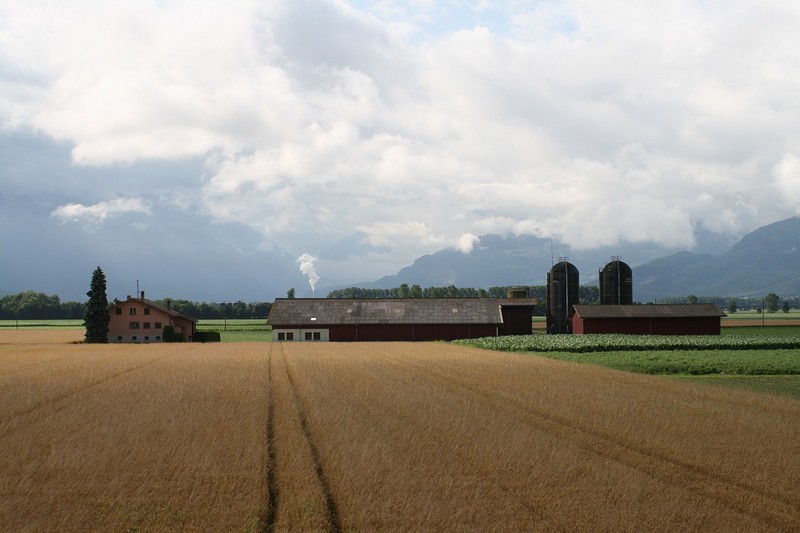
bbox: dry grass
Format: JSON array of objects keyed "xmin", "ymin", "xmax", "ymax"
[{"xmin": 2, "ymin": 331, "xmax": 799, "ymax": 531}]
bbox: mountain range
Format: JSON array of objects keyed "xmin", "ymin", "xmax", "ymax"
[{"xmin": 345, "ymin": 216, "xmax": 800, "ymax": 302}]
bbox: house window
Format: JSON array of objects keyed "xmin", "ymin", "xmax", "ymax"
[
  {"xmin": 116, "ymin": 308, "xmax": 122, "ymax": 315},
  {"xmin": 117, "ymin": 336, "xmax": 122, "ymax": 341},
  {"xmin": 144, "ymin": 336, "xmax": 150, "ymax": 341},
  {"xmin": 155, "ymin": 336, "xmax": 161, "ymax": 341},
  {"xmin": 144, "ymin": 308, "xmax": 150, "ymax": 315},
  {"xmin": 154, "ymin": 322, "xmax": 162, "ymax": 329},
  {"xmin": 129, "ymin": 308, "xmax": 136, "ymax": 315},
  {"xmin": 278, "ymin": 332, "xmax": 285, "ymax": 340},
  {"xmin": 132, "ymin": 336, "xmax": 137, "ymax": 341},
  {"xmin": 143, "ymin": 322, "xmax": 151, "ymax": 329},
  {"xmin": 129, "ymin": 322, "xmax": 139, "ymax": 329}
]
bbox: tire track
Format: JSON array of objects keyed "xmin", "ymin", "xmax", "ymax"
[
  {"xmin": 378, "ymin": 349, "xmax": 800, "ymax": 530},
  {"xmin": 258, "ymin": 345, "xmax": 279, "ymax": 533},
  {"xmin": 279, "ymin": 345, "xmax": 342, "ymax": 533}
]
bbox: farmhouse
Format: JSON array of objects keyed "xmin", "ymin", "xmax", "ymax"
[
  {"xmin": 108, "ymin": 292, "xmax": 197, "ymax": 343},
  {"xmin": 268, "ymin": 297, "xmax": 538, "ymax": 342},
  {"xmin": 570, "ymin": 304, "xmax": 725, "ymax": 335}
]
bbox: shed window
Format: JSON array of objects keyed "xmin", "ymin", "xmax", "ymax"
[
  {"xmin": 278, "ymin": 332, "xmax": 285, "ymax": 341},
  {"xmin": 305, "ymin": 332, "xmax": 313, "ymax": 340},
  {"xmin": 286, "ymin": 332, "xmax": 294, "ymax": 340}
]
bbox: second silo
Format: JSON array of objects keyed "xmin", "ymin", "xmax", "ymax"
[
  {"xmin": 599, "ymin": 257, "xmax": 633, "ymax": 305},
  {"xmin": 546, "ymin": 259, "xmax": 579, "ymax": 334}
]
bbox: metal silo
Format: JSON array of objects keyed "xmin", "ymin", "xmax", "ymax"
[
  {"xmin": 546, "ymin": 258, "xmax": 579, "ymax": 334},
  {"xmin": 599, "ymin": 257, "xmax": 633, "ymax": 305}
]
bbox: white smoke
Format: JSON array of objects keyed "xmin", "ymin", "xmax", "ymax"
[{"xmin": 297, "ymin": 253, "xmax": 320, "ymax": 292}]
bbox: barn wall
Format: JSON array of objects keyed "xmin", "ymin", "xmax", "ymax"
[
  {"xmin": 574, "ymin": 317, "xmax": 721, "ymax": 335},
  {"xmin": 328, "ymin": 323, "xmax": 499, "ymax": 342},
  {"xmin": 500, "ymin": 306, "xmax": 534, "ymax": 335}
]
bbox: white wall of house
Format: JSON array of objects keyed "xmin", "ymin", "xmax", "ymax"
[{"xmin": 272, "ymin": 328, "xmax": 329, "ymax": 342}]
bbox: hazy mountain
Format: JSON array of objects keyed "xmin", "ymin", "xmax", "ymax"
[
  {"xmin": 340, "ymin": 217, "xmax": 800, "ymax": 301},
  {"xmin": 348, "ymin": 233, "xmax": 687, "ymax": 292},
  {"xmin": 634, "ymin": 216, "xmax": 800, "ymax": 301}
]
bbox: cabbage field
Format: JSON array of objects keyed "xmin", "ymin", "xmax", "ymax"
[{"xmin": 454, "ymin": 333, "xmax": 800, "ymax": 353}]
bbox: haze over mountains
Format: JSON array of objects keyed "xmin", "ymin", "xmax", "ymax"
[
  {"xmin": 3, "ymin": 211, "xmax": 798, "ymax": 303},
  {"xmin": 344, "ymin": 216, "xmax": 800, "ymax": 302}
]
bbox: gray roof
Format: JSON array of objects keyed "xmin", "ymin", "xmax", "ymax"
[
  {"xmin": 572, "ymin": 304, "xmax": 725, "ymax": 319},
  {"xmin": 268, "ymin": 298, "xmax": 537, "ymax": 326}
]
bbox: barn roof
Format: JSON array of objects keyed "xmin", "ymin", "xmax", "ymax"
[
  {"xmin": 572, "ymin": 303, "xmax": 725, "ymax": 319},
  {"xmin": 268, "ymin": 298, "xmax": 537, "ymax": 326}
]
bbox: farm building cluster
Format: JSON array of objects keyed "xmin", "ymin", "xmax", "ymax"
[
  {"xmin": 269, "ymin": 258, "xmax": 725, "ymax": 342},
  {"xmin": 108, "ymin": 259, "xmax": 725, "ymax": 343}
]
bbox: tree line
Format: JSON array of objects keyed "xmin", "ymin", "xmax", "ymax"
[
  {"xmin": 0, "ymin": 291, "xmax": 272, "ymax": 320},
  {"xmin": 326, "ymin": 284, "xmax": 602, "ymax": 315}
]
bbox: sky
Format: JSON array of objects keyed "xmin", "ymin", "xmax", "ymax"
[{"xmin": 2, "ymin": 0, "xmax": 800, "ymax": 299}]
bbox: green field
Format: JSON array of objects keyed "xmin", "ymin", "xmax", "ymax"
[
  {"xmin": 0, "ymin": 318, "xmax": 271, "ymax": 342},
  {"xmin": 457, "ymin": 328, "xmax": 800, "ymax": 400}
]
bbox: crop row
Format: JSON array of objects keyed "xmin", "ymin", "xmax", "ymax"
[{"xmin": 453, "ymin": 333, "xmax": 800, "ymax": 353}]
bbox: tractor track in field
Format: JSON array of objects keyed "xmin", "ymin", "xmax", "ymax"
[
  {"xmin": 378, "ymin": 349, "xmax": 800, "ymax": 530},
  {"xmin": 1, "ymin": 355, "xmax": 167, "ymax": 427},
  {"xmin": 279, "ymin": 344, "xmax": 342, "ymax": 533},
  {"xmin": 258, "ymin": 345, "xmax": 279, "ymax": 533}
]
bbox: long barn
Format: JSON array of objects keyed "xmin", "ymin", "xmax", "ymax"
[
  {"xmin": 268, "ymin": 297, "xmax": 537, "ymax": 342},
  {"xmin": 570, "ymin": 304, "xmax": 725, "ymax": 335}
]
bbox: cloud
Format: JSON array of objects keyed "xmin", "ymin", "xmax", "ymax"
[
  {"xmin": 4, "ymin": 0, "xmax": 800, "ymax": 282},
  {"xmin": 456, "ymin": 233, "xmax": 479, "ymax": 253},
  {"xmin": 51, "ymin": 198, "xmax": 150, "ymax": 223}
]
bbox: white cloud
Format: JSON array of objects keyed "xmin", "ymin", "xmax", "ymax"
[
  {"xmin": 4, "ymin": 0, "xmax": 800, "ymax": 281},
  {"xmin": 774, "ymin": 153, "xmax": 800, "ymax": 210},
  {"xmin": 51, "ymin": 197, "xmax": 151, "ymax": 223},
  {"xmin": 456, "ymin": 233, "xmax": 479, "ymax": 253}
]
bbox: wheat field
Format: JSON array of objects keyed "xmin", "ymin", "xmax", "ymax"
[{"xmin": 1, "ymin": 331, "xmax": 799, "ymax": 531}]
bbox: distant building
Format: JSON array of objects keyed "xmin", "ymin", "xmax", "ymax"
[
  {"xmin": 108, "ymin": 292, "xmax": 197, "ymax": 343},
  {"xmin": 570, "ymin": 304, "xmax": 725, "ymax": 335},
  {"xmin": 268, "ymin": 297, "xmax": 538, "ymax": 342}
]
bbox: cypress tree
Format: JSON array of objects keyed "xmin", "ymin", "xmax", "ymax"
[{"xmin": 84, "ymin": 266, "xmax": 109, "ymax": 343}]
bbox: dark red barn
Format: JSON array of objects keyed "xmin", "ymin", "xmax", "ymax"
[
  {"xmin": 570, "ymin": 304, "xmax": 725, "ymax": 335},
  {"xmin": 268, "ymin": 297, "xmax": 537, "ymax": 342}
]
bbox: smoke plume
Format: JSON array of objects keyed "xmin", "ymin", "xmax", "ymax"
[{"xmin": 297, "ymin": 253, "xmax": 320, "ymax": 292}]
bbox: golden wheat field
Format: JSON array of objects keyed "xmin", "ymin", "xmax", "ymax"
[{"xmin": 1, "ymin": 331, "xmax": 799, "ymax": 531}]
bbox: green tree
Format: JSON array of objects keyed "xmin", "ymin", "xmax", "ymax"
[
  {"xmin": 727, "ymin": 298, "xmax": 737, "ymax": 314},
  {"xmin": 84, "ymin": 266, "xmax": 109, "ymax": 343},
  {"xmin": 410, "ymin": 284, "xmax": 423, "ymax": 298},
  {"xmin": 287, "ymin": 288, "xmax": 296, "ymax": 299},
  {"xmin": 686, "ymin": 294, "xmax": 699, "ymax": 304},
  {"xmin": 764, "ymin": 293, "xmax": 780, "ymax": 313},
  {"xmin": 783, "ymin": 300, "xmax": 791, "ymax": 313},
  {"xmin": 398, "ymin": 283, "xmax": 411, "ymax": 298}
]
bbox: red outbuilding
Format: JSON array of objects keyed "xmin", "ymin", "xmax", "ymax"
[
  {"xmin": 570, "ymin": 304, "xmax": 725, "ymax": 335},
  {"xmin": 268, "ymin": 297, "xmax": 537, "ymax": 342}
]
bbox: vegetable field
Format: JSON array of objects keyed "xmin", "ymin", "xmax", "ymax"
[{"xmin": 2, "ymin": 331, "xmax": 799, "ymax": 531}]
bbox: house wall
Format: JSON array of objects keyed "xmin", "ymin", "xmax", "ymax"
[
  {"xmin": 109, "ymin": 300, "xmax": 196, "ymax": 343},
  {"xmin": 573, "ymin": 317, "xmax": 721, "ymax": 335}
]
